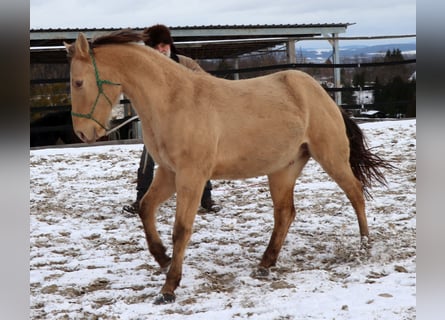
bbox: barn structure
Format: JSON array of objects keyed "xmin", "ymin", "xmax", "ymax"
[{"xmin": 30, "ymin": 23, "xmax": 353, "ymax": 147}]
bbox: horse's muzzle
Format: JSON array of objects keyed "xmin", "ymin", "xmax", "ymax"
[{"xmin": 75, "ymin": 128, "xmax": 101, "ymax": 144}]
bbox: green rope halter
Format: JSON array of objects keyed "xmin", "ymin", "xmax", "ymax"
[{"xmin": 71, "ymin": 49, "xmax": 121, "ymax": 130}]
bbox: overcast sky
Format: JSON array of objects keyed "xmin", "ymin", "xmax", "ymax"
[{"xmin": 30, "ymin": 0, "xmax": 416, "ymax": 46}]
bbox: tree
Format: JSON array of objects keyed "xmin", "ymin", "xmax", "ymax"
[
  {"xmin": 373, "ymin": 75, "xmax": 416, "ymax": 117},
  {"xmin": 352, "ymin": 71, "xmax": 366, "ymax": 87},
  {"xmin": 341, "ymin": 84, "xmax": 356, "ymax": 106}
]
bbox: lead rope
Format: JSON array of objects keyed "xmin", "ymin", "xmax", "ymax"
[{"xmin": 106, "ymin": 115, "xmax": 140, "ymax": 136}]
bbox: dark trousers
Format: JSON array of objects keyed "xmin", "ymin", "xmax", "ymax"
[{"xmin": 136, "ymin": 147, "xmax": 212, "ymax": 204}]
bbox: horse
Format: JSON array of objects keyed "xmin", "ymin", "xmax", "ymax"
[
  {"xmin": 30, "ymin": 111, "xmax": 82, "ymax": 147},
  {"xmin": 64, "ymin": 29, "xmax": 390, "ymax": 304}
]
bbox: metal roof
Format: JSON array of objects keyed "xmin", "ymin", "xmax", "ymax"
[{"xmin": 30, "ymin": 23, "xmax": 353, "ymax": 63}]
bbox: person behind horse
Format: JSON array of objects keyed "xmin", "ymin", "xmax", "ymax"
[{"xmin": 123, "ymin": 24, "xmax": 214, "ymax": 214}]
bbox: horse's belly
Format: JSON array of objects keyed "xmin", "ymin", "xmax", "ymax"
[
  {"xmin": 212, "ymin": 146, "xmax": 299, "ymax": 179},
  {"xmin": 212, "ymin": 108, "xmax": 306, "ymax": 179}
]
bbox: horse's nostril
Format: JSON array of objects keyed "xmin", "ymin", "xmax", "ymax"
[{"xmin": 76, "ymin": 131, "xmax": 86, "ymax": 142}]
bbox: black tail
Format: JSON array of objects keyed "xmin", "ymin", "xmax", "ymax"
[{"xmin": 341, "ymin": 110, "xmax": 393, "ymax": 199}]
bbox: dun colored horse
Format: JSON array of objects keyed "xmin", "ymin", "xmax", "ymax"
[{"xmin": 65, "ymin": 29, "xmax": 389, "ymax": 304}]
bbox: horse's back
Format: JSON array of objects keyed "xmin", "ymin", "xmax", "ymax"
[
  {"xmin": 211, "ymin": 69, "xmax": 339, "ymax": 115},
  {"xmin": 170, "ymin": 68, "xmax": 348, "ymax": 179},
  {"xmin": 205, "ymin": 70, "xmax": 342, "ymax": 178},
  {"xmin": 263, "ymin": 70, "xmax": 347, "ymax": 143},
  {"xmin": 209, "ymin": 69, "xmax": 343, "ymax": 138}
]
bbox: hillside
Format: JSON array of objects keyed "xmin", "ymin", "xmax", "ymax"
[{"xmin": 299, "ymin": 42, "xmax": 416, "ymax": 62}]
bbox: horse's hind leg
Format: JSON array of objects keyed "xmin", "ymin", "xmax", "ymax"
[
  {"xmin": 139, "ymin": 165, "xmax": 176, "ymax": 269},
  {"xmin": 257, "ymin": 154, "xmax": 309, "ymax": 276},
  {"xmin": 309, "ymin": 137, "xmax": 368, "ymax": 239}
]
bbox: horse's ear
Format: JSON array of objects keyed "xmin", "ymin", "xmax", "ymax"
[
  {"xmin": 63, "ymin": 41, "xmax": 71, "ymax": 53},
  {"xmin": 63, "ymin": 41, "xmax": 75, "ymax": 61},
  {"xmin": 74, "ymin": 33, "xmax": 90, "ymax": 58}
]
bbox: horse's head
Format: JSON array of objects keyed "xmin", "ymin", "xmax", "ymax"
[{"xmin": 64, "ymin": 33, "xmax": 121, "ymax": 143}]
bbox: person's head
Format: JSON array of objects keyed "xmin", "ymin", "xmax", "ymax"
[
  {"xmin": 143, "ymin": 24, "xmax": 176, "ymax": 57},
  {"xmin": 153, "ymin": 42, "xmax": 171, "ymax": 57}
]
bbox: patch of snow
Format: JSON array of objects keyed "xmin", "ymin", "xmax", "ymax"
[{"xmin": 30, "ymin": 120, "xmax": 416, "ymax": 319}]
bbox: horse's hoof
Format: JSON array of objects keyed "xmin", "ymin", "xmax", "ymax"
[
  {"xmin": 360, "ymin": 235, "xmax": 371, "ymax": 250},
  {"xmin": 153, "ymin": 293, "xmax": 176, "ymax": 305},
  {"xmin": 250, "ymin": 267, "xmax": 270, "ymax": 279}
]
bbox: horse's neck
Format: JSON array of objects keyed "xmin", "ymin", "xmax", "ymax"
[
  {"xmin": 104, "ymin": 45, "xmax": 193, "ymax": 154},
  {"xmin": 110, "ymin": 45, "xmax": 187, "ymax": 114}
]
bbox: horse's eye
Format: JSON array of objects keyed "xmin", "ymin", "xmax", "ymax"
[{"xmin": 73, "ymin": 80, "xmax": 83, "ymax": 88}]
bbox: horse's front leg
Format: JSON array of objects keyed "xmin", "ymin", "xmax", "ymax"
[
  {"xmin": 138, "ymin": 166, "xmax": 176, "ymax": 270},
  {"xmin": 254, "ymin": 162, "xmax": 306, "ymax": 278},
  {"xmin": 155, "ymin": 172, "xmax": 206, "ymax": 304}
]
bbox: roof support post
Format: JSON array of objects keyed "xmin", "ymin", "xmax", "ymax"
[
  {"xmin": 233, "ymin": 58, "xmax": 240, "ymax": 80},
  {"xmin": 287, "ymin": 39, "xmax": 296, "ymax": 64},
  {"xmin": 326, "ymin": 33, "xmax": 342, "ymax": 106},
  {"xmin": 332, "ymin": 34, "xmax": 342, "ymax": 106}
]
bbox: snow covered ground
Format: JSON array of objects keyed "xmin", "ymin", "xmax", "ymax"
[{"xmin": 30, "ymin": 119, "xmax": 416, "ymax": 319}]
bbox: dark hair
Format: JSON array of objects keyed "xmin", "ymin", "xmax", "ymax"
[
  {"xmin": 341, "ymin": 109, "xmax": 394, "ymax": 199},
  {"xmin": 142, "ymin": 24, "xmax": 177, "ymax": 52},
  {"xmin": 66, "ymin": 29, "xmax": 143, "ymax": 61},
  {"xmin": 91, "ymin": 28, "xmax": 143, "ymax": 47}
]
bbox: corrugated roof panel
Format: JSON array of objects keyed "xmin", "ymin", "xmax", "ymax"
[{"xmin": 30, "ymin": 24, "xmax": 353, "ymax": 63}]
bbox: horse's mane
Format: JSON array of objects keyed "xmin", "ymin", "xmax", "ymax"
[
  {"xmin": 66, "ymin": 29, "xmax": 144, "ymax": 60},
  {"xmin": 90, "ymin": 29, "xmax": 143, "ymax": 48}
]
